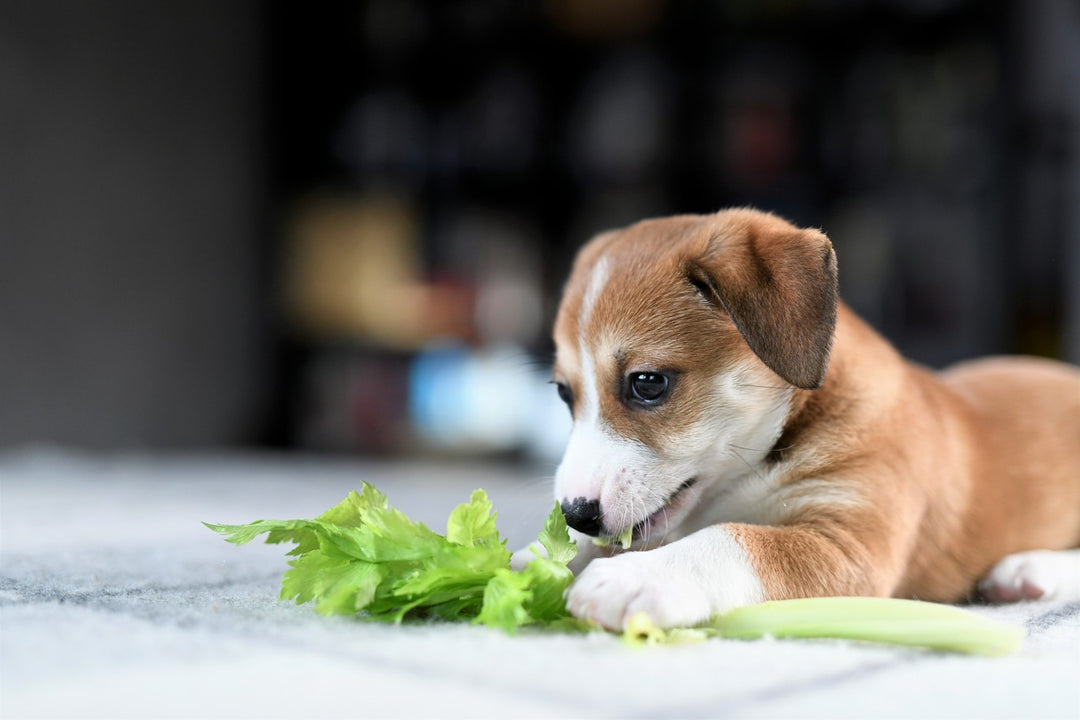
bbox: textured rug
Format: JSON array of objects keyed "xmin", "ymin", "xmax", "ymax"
[{"xmin": 2, "ymin": 451, "xmax": 1078, "ymax": 719}]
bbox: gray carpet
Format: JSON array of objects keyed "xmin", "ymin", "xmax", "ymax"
[{"xmin": 3, "ymin": 451, "xmax": 1078, "ymax": 719}]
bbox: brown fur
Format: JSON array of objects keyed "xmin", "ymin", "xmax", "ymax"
[{"xmin": 557, "ymin": 208, "xmax": 1080, "ymax": 603}]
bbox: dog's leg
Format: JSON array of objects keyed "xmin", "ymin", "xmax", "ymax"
[
  {"xmin": 978, "ymin": 549, "xmax": 1080, "ymax": 603},
  {"xmin": 566, "ymin": 522, "xmax": 881, "ymax": 630}
]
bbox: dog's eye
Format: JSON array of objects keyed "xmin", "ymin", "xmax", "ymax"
[
  {"xmin": 628, "ymin": 372, "xmax": 669, "ymax": 404},
  {"xmin": 554, "ymin": 381, "xmax": 574, "ymax": 409}
]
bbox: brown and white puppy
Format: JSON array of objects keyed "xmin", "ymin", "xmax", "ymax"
[{"xmin": 550, "ymin": 208, "xmax": 1080, "ymax": 630}]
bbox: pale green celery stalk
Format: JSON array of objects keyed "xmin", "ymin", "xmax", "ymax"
[{"xmin": 707, "ymin": 597, "xmax": 1025, "ymax": 656}]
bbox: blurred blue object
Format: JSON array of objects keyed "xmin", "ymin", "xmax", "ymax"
[{"xmin": 409, "ymin": 344, "xmax": 570, "ymax": 461}]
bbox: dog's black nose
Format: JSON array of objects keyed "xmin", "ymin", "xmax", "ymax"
[{"xmin": 561, "ymin": 497, "xmax": 603, "ymax": 536}]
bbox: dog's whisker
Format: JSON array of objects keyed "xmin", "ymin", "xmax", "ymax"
[
  {"xmin": 656, "ymin": 503, "xmax": 671, "ymax": 548},
  {"xmin": 728, "ymin": 447, "xmax": 764, "ymax": 482},
  {"xmin": 523, "ymin": 473, "xmax": 555, "ymax": 485},
  {"xmin": 632, "ymin": 485, "xmax": 661, "ymax": 548},
  {"xmin": 729, "ymin": 443, "xmax": 771, "ymax": 453}
]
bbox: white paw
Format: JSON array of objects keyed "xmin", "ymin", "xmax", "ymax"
[
  {"xmin": 979, "ymin": 549, "xmax": 1080, "ymax": 603},
  {"xmin": 509, "ymin": 545, "xmax": 540, "ymax": 571},
  {"xmin": 564, "ymin": 526, "xmax": 764, "ymax": 630},
  {"xmin": 567, "ymin": 550, "xmax": 712, "ymax": 630}
]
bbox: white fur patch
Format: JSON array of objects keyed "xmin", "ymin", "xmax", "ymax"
[
  {"xmin": 576, "ymin": 257, "xmax": 610, "ymax": 432},
  {"xmin": 580, "ymin": 256, "xmax": 610, "ymax": 329},
  {"xmin": 979, "ymin": 549, "xmax": 1080, "ymax": 603},
  {"xmin": 578, "ymin": 338, "xmax": 601, "ymax": 426},
  {"xmin": 682, "ymin": 362, "xmax": 793, "ymax": 478},
  {"xmin": 554, "ymin": 408, "xmax": 652, "ymax": 514},
  {"xmin": 566, "ymin": 525, "xmax": 765, "ymax": 629},
  {"xmin": 555, "ymin": 255, "xmax": 654, "ymax": 520}
]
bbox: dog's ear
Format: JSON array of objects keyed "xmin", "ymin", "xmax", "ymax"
[{"xmin": 688, "ymin": 221, "xmax": 838, "ymax": 389}]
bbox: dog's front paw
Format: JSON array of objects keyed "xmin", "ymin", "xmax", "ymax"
[
  {"xmin": 567, "ymin": 550, "xmax": 713, "ymax": 630},
  {"xmin": 565, "ymin": 526, "xmax": 765, "ymax": 630},
  {"xmin": 979, "ymin": 549, "xmax": 1080, "ymax": 603},
  {"xmin": 509, "ymin": 545, "xmax": 540, "ymax": 571}
]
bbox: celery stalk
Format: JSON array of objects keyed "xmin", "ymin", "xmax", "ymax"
[
  {"xmin": 592, "ymin": 526, "xmax": 635, "ymax": 550},
  {"xmin": 709, "ymin": 597, "xmax": 1025, "ymax": 656}
]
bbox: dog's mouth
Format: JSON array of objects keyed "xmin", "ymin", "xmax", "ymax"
[{"xmin": 600, "ymin": 477, "xmax": 698, "ymax": 548}]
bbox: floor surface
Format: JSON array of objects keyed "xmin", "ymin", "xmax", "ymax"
[{"xmin": 2, "ymin": 450, "xmax": 1078, "ymax": 719}]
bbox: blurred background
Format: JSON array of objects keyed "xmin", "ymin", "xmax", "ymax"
[{"xmin": 1, "ymin": 0, "xmax": 1078, "ymax": 459}]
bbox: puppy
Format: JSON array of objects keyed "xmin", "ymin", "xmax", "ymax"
[{"xmin": 550, "ymin": 208, "xmax": 1080, "ymax": 630}]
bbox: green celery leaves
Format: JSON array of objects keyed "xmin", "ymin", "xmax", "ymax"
[{"xmin": 205, "ymin": 484, "xmax": 577, "ymax": 631}]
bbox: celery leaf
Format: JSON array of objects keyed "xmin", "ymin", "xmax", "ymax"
[{"xmin": 206, "ymin": 485, "xmax": 575, "ymax": 631}]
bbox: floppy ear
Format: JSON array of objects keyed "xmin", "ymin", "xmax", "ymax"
[{"xmin": 687, "ymin": 222, "xmax": 838, "ymax": 389}]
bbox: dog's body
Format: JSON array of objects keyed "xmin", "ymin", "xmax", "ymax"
[{"xmin": 550, "ymin": 208, "xmax": 1080, "ymax": 630}]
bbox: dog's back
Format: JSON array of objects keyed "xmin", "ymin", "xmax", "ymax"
[{"xmin": 945, "ymin": 357, "xmax": 1080, "ymax": 548}]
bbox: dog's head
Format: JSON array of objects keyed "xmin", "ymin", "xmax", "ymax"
[{"xmin": 552, "ymin": 208, "xmax": 838, "ymax": 545}]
